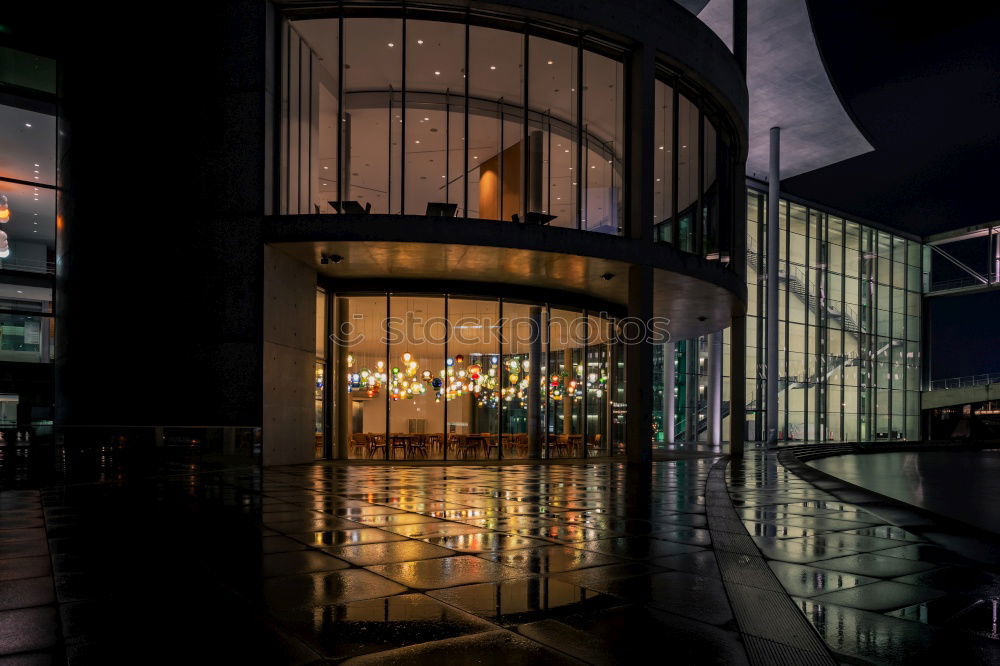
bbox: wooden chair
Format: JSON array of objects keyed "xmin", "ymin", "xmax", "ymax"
[
  {"xmin": 350, "ymin": 433, "xmax": 369, "ymax": 458},
  {"xmin": 368, "ymin": 433, "xmax": 387, "ymax": 458},
  {"xmin": 389, "ymin": 434, "xmax": 409, "ymax": 459},
  {"xmin": 408, "ymin": 434, "xmax": 428, "ymax": 459}
]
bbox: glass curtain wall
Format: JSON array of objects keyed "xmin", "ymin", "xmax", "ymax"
[
  {"xmin": 652, "ymin": 76, "xmax": 726, "ymax": 258},
  {"xmin": 0, "ymin": 61, "xmax": 57, "ymax": 366},
  {"xmin": 334, "ymin": 292, "xmax": 620, "ymax": 459},
  {"xmin": 744, "ymin": 186, "xmax": 922, "ymax": 442},
  {"xmin": 280, "ymin": 15, "xmax": 623, "ymax": 233}
]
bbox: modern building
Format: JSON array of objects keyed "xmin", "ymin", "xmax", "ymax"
[
  {"xmin": 0, "ymin": 0, "xmax": 971, "ymax": 460},
  {"xmin": 41, "ymin": 0, "xmax": 749, "ymax": 466},
  {"xmin": 6, "ymin": 3, "xmax": 1000, "ymax": 665}
]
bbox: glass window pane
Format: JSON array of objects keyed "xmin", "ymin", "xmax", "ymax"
[
  {"xmin": 344, "ymin": 18, "xmax": 402, "ymax": 214},
  {"xmin": 582, "ymin": 51, "xmax": 623, "ymax": 234},
  {"xmin": 386, "ymin": 295, "xmax": 445, "ymax": 459},
  {"xmin": 468, "ymin": 26, "xmax": 522, "ymax": 222},
  {"xmin": 529, "ymin": 36, "xmax": 578, "ymax": 229},
  {"xmin": 653, "ymin": 80, "xmax": 673, "ymax": 242},
  {"xmin": 447, "ymin": 297, "xmax": 500, "ymax": 458},
  {"xmin": 345, "ymin": 295, "xmax": 389, "ymax": 459},
  {"xmin": 676, "ymin": 94, "xmax": 699, "ymax": 251},
  {"xmin": 405, "ymin": 20, "xmax": 465, "ymax": 216}
]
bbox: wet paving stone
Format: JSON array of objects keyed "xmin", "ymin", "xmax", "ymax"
[
  {"xmin": 341, "ymin": 627, "xmax": 580, "ymax": 665},
  {"xmin": 428, "ymin": 577, "xmax": 616, "ymax": 624},
  {"xmin": 892, "ymin": 565, "xmax": 999, "ymax": 594},
  {"xmin": 795, "ymin": 596, "xmax": 999, "ymax": 664},
  {"xmin": 261, "ymin": 550, "xmax": 351, "ymax": 578},
  {"xmin": 767, "ymin": 561, "xmax": 878, "ymax": 598},
  {"xmin": 811, "ymin": 580, "xmax": 945, "ymax": 613},
  {"xmin": 291, "ymin": 527, "xmax": 410, "ymax": 547},
  {"xmin": 325, "ymin": 540, "xmax": 457, "ymax": 566},
  {"xmin": 366, "ymin": 554, "xmax": 523, "ymax": 590},
  {"xmin": 887, "ymin": 594, "xmax": 982, "ymax": 626},
  {"xmin": 651, "ymin": 549, "xmax": 723, "ymax": 579},
  {"xmin": 810, "ymin": 553, "xmax": 939, "ymax": 578},
  {"xmin": 280, "ymin": 592, "xmax": 497, "ymax": 660},
  {"xmin": 481, "ymin": 544, "xmax": 625, "ymax": 574},
  {"xmin": 423, "ymin": 532, "xmax": 551, "ymax": 553},
  {"xmin": 263, "ymin": 569, "xmax": 408, "ymax": 611},
  {"xmin": 751, "ymin": 536, "xmax": 857, "ymax": 564},
  {"xmin": 531, "ymin": 604, "xmax": 750, "ymax": 666},
  {"xmin": 575, "ymin": 536, "xmax": 704, "ymax": 560}
]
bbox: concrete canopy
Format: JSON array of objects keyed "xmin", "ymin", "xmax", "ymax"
[{"xmin": 695, "ymin": 0, "xmax": 873, "ymax": 180}]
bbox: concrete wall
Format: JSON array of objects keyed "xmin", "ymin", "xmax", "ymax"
[{"xmin": 263, "ymin": 246, "xmax": 317, "ymax": 466}]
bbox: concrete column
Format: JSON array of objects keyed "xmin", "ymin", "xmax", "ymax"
[
  {"xmin": 708, "ymin": 331, "xmax": 723, "ymax": 447},
  {"xmin": 663, "ymin": 342, "xmax": 675, "ymax": 444},
  {"xmin": 527, "ymin": 306, "xmax": 542, "ymax": 458},
  {"xmin": 766, "ymin": 127, "xmax": 780, "ymax": 445},
  {"xmin": 334, "ymin": 296, "xmax": 351, "ymax": 459},
  {"xmin": 729, "ymin": 316, "xmax": 746, "ymax": 456},
  {"xmin": 625, "ymin": 264, "xmax": 653, "ymax": 465},
  {"xmin": 685, "ymin": 338, "xmax": 699, "ymax": 443}
]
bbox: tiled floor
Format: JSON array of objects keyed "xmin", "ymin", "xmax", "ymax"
[
  {"xmin": 1, "ymin": 457, "xmax": 752, "ymax": 664},
  {"xmin": 2, "ymin": 448, "xmax": 1000, "ymax": 664},
  {"xmin": 728, "ymin": 451, "xmax": 1000, "ymax": 664}
]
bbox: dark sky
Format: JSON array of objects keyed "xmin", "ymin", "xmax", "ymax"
[
  {"xmin": 786, "ymin": 2, "xmax": 1000, "ymax": 380},
  {"xmin": 786, "ymin": 2, "xmax": 1000, "ymax": 238}
]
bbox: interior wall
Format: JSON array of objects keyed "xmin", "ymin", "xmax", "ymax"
[{"xmin": 263, "ymin": 246, "xmax": 316, "ymax": 465}]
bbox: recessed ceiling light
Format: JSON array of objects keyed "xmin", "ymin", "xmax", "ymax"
[
  {"xmin": 34, "ymin": 163, "xmax": 39, "ymax": 167},
  {"xmin": 417, "ymin": 39, "xmax": 424, "ymax": 45},
  {"xmin": 323, "ymin": 166, "xmax": 328, "ymax": 169},
  {"xmin": 16, "ymin": 291, "xmax": 23, "ymax": 294},
  {"xmin": 24, "ymin": 123, "xmax": 31, "ymax": 128},
  {"xmin": 415, "ymin": 140, "xmax": 421, "ymax": 144},
  {"xmin": 490, "ymin": 65, "xmax": 496, "ymax": 70},
  {"xmin": 434, "ymin": 71, "xmax": 440, "ymax": 76},
  {"xmin": 387, "ymin": 42, "xmax": 394, "ymax": 47},
  {"xmin": 547, "ymin": 60, "xmax": 553, "ymax": 65}
]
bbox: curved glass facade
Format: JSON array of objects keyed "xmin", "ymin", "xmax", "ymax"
[
  {"xmin": 278, "ymin": 10, "xmax": 739, "ymax": 251},
  {"xmin": 280, "ymin": 15, "xmax": 624, "ymax": 233},
  {"xmin": 653, "ymin": 78, "xmax": 731, "ymax": 257},
  {"xmin": 322, "ymin": 292, "xmax": 624, "ymax": 460}
]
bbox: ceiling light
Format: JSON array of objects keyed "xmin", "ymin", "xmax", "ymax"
[
  {"xmin": 387, "ymin": 42, "xmax": 395, "ymax": 47},
  {"xmin": 658, "ymin": 146, "xmax": 664, "ymax": 150},
  {"xmin": 33, "ymin": 163, "xmax": 39, "ymax": 167},
  {"xmin": 417, "ymin": 39, "xmax": 424, "ymax": 45},
  {"xmin": 323, "ymin": 166, "xmax": 329, "ymax": 169},
  {"xmin": 434, "ymin": 71, "xmax": 440, "ymax": 76},
  {"xmin": 16, "ymin": 290, "xmax": 23, "ymax": 294},
  {"xmin": 547, "ymin": 60, "xmax": 553, "ymax": 65},
  {"xmin": 490, "ymin": 65, "xmax": 496, "ymax": 70},
  {"xmin": 24, "ymin": 123, "xmax": 31, "ymax": 128}
]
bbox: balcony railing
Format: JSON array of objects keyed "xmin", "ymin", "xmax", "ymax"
[{"xmin": 928, "ymin": 373, "xmax": 1000, "ymax": 391}]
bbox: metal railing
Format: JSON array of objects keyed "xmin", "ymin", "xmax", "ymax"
[
  {"xmin": 928, "ymin": 274, "xmax": 999, "ymax": 293},
  {"xmin": 928, "ymin": 373, "xmax": 1000, "ymax": 391}
]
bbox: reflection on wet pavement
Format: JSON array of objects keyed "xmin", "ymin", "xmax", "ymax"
[
  {"xmin": 2, "ymin": 458, "xmax": 753, "ymax": 663},
  {"xmin": 3, "ymin": 447, "xmax": 1000, "ymax": 663},
  {"xmin": 729, "ymin": 450, "xmax": 1000, "ymax": 664}
]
